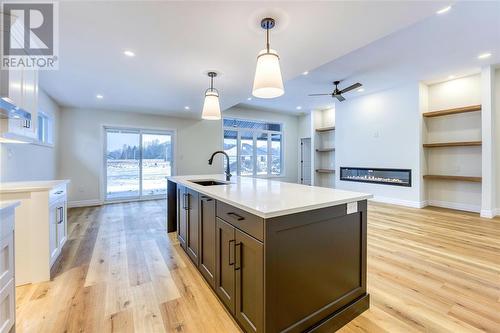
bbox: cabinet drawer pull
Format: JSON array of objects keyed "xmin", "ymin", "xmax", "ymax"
[
  {"xmin": 201, "ymin": 196, "xmax": 213, "ymax": 202},
  {"xmin": 228, "ymin": 239, "xmax": 235, "ymax": 266},
  {"xmin": 235, "ymin": 242, "xmax": 242, "ymax": 270},
  {"xmin": 227, "ymin": 212, "xmax": 244, "ymax": 221},
  {"xmin": 54, "ymin": 190, "xmax": 64, "ymax": 195},
  {"xmin": 57, "ymin": 207, "xmax": 64, "ymax": 224}
]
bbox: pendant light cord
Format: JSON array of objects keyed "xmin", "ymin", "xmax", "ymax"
[{"xmin": 266, "ymin": 25, "xmax": 270, "ymax": 53}]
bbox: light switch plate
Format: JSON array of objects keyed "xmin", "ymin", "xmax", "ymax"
[{"xmin": 347, "ymin": 201, "xmax": 358, "ymax": 214}]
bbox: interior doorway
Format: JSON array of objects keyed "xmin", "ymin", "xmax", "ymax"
[{"xmin": 300, "ymin": 138, "xmax": 312, "ymax": 185}]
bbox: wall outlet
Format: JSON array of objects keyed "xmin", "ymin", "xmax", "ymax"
[{"xmin": 347, "ymin": 202, "xmax": 358, "ymax": 214}]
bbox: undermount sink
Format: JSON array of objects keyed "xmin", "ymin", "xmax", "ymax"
[{"xmin": 189, "ymin": 179, "xmax": 231, "ymax": 186}]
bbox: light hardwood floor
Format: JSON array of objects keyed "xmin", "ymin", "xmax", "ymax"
[{"xmin": 15, "ymin": 200, "xmax": 500, "ymax": 332}]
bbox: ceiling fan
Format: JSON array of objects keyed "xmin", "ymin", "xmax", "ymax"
[{"xmin": 308, "ymin": 80, "xmax": 363, "ymax": 102}]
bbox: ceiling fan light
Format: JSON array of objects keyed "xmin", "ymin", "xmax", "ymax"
[
  {"xmin": 252, "ymin": 49, "xmax": 284, "ymax": 99},
  {"xmin": 202, "ymin": 89, "xmax": 221, "ymax": 120}
]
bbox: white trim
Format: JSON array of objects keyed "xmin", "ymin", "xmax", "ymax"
[
  {"xmin": 480, "ymin": 209, "xmax": 494, "ymax": 219},
  {"xmin": 494, "ymin": 208, "xmax": 500, "ymax": 217},
  {"xmin": 369, "ymin": 196, "xmax": 425, "ymax": 208},
  {"xmin": 68, "ymin": 199, "xmax": 102, "ymax": 208},
  {"xmin": 427, "ymin": 200, "xmax": 481, "ymax": 213}
]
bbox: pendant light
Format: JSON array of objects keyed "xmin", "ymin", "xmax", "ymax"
[
  {"xmin": 202, "ymin": 72, "xmax": 221, "ymax": 120},
  {"xmin": 252, "ymin": 18, "xmax": 284, "ymax": 99}
]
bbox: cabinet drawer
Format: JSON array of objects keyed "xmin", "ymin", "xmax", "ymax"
[
  {"xmin": 217, "ymin": 201, "xmax": 263, "ymax": 242},
  {"xmin": 0, "ymin": 234, "xmax": 14, "ymax": 289},
  {"xmin": 0, "ymin": 278, "xmax": 15, "ymax": 333}
]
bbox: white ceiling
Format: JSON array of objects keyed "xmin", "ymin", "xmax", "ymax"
[
  {"xmin": 248, "ymin": 1, "xmax": 500, "ymax": 113},
  {"xmin": 40, "ymin": 1, "xmax": 450, "ymax": 118}
]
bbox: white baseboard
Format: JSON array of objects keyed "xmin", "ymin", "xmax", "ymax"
[
  {"xmin": 480, "ymin": 209, "xmax": 494, "ymax": 219},
  {"xmin": 427, "ymin": 200, "xmax": 480, "ymax": 213},
  {"xmin": 369, "ymin": 196, "xmax": 425, "ymax": 208},
  {"xmin": 495, "ymin": 209, "xmax": 500, "ymax": 217},
  {"xmin": 68, "ymin": 199, "xmax": 102, "ymax": 208}
]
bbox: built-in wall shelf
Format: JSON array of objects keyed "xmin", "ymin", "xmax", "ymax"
[
  {"xmin": 316, "ymin": 169, "xmax": 335, "ymax": 174},
  {"xmin": 315, "ymin": 126, "xmax": 335, "ymax": 133},
  {"xmin": 422, "ymin": 105, "xmax": 481, "ymax": 118},
  {"xmin": 315, "ymin": 148, "xmax": 335, "ymax": 152},
  {"xmin": 423, "ymin": 175, "xmax": 482, "ymax": 183},
  {"xmin": 423, "ymin": 141, "xmax": 482, "ymax": 148}
]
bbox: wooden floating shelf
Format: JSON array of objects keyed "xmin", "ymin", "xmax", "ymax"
[
  {"xmin": 423, "ymin": 141, "xmax": 482, "ymax": 148},
  {"xmin": 422, "ymin": 105, "xmax": 481, "ymax": 118},
  {"xmin": 423, "ymin": 175, "xmax": 482, "ymax": 183},
  {"xmin": 316, "ymin": 169, "xmax": 335, "ymax": 174},
  {"xmin": 315, "ymin": 126, "xmax": 335, "ymax": 133},
  {"xmin": 316, "ymin": 148, "xmax": 335, "ymax": 152}
]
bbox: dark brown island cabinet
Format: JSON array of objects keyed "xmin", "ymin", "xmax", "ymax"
[{"xmin": 170, "ymin": 181, "xmax": 369, "ymax": 333}]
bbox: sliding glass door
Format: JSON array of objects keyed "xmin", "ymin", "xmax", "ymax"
[{"xmin": 105, "ymin": 127, "xmax": 174, "ymax": 201}]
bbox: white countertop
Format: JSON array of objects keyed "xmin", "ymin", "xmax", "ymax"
[
  {"xmin": 168, "ymin": 174, "xmax": 372, "ymax": 218},
  {"xmin": 0, "ymin": 200, "xmax": 20, "ymax": 212},
  {"xmin": 0, "ymin": 180, "xmax": 70, "ymax": 193}
]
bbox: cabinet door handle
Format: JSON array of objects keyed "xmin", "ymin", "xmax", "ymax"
[
  {"xmin": 235, "ymin": 242, "xmax": 242, "ymax": 270},
  {"xmin": 185, "ymin": 193, "xmax": 190, "ymax": 210},
  {"xmin": 57, "ymin": 207, "xmax": 64, "ymax": 224},
  {"xmin": 227, "ymin": 212, "xmax": 244, "ymax": 221},
  {"xmin": 183, "ymin": 193, "xmax": 188, "ymax": 210},
  {"xmin": 228, "ymin": 239, "xmax": 235, "ymax": 266}
]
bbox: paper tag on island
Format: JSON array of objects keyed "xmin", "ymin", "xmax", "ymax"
[{"xmin": 347, "ymin": 202, "xmax": 358, "ymax": 214}]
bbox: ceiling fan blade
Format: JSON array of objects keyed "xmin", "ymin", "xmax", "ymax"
[
  {"xmin": 335, "ymin": 94, "xmax": 346, "ymax": 102},
  {"xmin": 308, "ymin": 93, "xmax": 332, "ymax": 96},
  {"xmin": 339, "ymin": 82, "xmax": 362, "ymax": 94}
]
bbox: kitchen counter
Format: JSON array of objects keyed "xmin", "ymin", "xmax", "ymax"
[
  {"xmin": 167, "ymin": 174, "xmax": 372, "ymax": 218},
  {"xmin": 169, "ymin": 174, "xmax": 372, "ymax": 332},
  {"xmin": 0, "ymin": 200, "xmax": 20, "ymax": 212},
  {"xmin": 0, "ymin": 180, "xmax": 70, "ymax": 193}
]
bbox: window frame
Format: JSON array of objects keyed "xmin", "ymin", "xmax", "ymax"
[
  {"xmin": 35, "ymin": 111, "xmax": 54, "ymax": 147},
  {"xmin": 223, "ymin": 117, "xmax": 284, "ymax": 177}
]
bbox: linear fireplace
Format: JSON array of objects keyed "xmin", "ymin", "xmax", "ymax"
[{"xmin": 340, "ymin": 167, "xmax": 412, "ymax": 187}]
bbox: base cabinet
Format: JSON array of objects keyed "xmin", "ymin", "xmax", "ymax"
[
  {"xmin": 176, "ymin": 186, "xmax": 199, "ymax": 266},
  {"xmin": 49, "ymin": 197, "xmax": 67, "ymax": 267},
  {"xmin": 199, "ymin": 195, "xmax": 216, "ymax": 289},
  {"xmin": 174, "ymin": 185, "xmax": 368, "ymax": 333},
  {"xmin": 235, "ymin": 229, "xmax": 263, "ymax": 333},
  {"xmin": 215, "ymin": 218, "xmax": 236, "ymax": 313}
]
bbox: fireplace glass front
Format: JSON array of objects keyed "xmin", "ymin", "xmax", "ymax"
[{"xmin": 340, "ymin": 167, "xmax": 411, "ymax": 187}]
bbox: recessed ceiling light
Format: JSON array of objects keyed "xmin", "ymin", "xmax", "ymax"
[
  {"xmin": 296, "ymin": 106, "xmax": 302, "ymax": 110},
  {"xmin": 477, "ymin": 52, "xmax": 492, "ymax": 59},
  {"xmin": 357, "ymin": 88, "xmax": 364, "ymax": 92},
  {"xmin": 247, "ymin": 97, "xmax": 252, "ymax": 101},
  {"xmin": 448, "ymin": 75, "xmax": 456, "ymax": 79},
  {"xmin": 436, "ymin": 5, "xmax": 451, "ymax": 14},
  {"xmin": 96, "ymin": 94, "xmax": 104, "ymax": 99},
  {"xmin": 302, "ymin": 71, "xmax": 309, "ymax": 76},
  {"xmin": 184, "ymin": 106, "xmax": 190, "ymax": 110},
  {"xmin": 123, "ymin": 50, "xmax": 135, "ymax": 57}
]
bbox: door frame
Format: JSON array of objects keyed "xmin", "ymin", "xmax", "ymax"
[{"xmin": 101, "ymin": 125, "xmax": 177, "ymax": 204}]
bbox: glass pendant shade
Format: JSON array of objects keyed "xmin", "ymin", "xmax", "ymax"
[
  {"xmin": 201, "ymin": 89, "xmax": 221, "ymax": 120},
  {"xmin": 252, "ymin": 49, "xmax": 284, "ymax": 99}
]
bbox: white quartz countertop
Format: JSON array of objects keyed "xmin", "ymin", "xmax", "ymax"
[
  {"xmin": 0, "ymin": 200, "xmax": 20, "ymax": 212},
  {"xmin": 168, "ymin": 174, "xmax": 372, "ymax": 218},
  {"xmin": 0, "ymin": 180, "xmax": 70, "ymax": 193}
]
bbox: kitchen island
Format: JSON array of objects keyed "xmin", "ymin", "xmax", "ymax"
[{"xmin": 167, "ymin": 174, "xmax": 372, "ymax": 333}]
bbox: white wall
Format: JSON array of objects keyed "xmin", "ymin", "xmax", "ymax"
[
  {"xmin": 0, "ymin": 89, "xmax": 60, "ymax": 182},
  {"xmin": 298, "ymin": 113, "xmax": 311, "ymax": 139},
  {"xmin": 496, "ymin": 68, "xmax": 500, "ymax": 214},
  {"xmin": 424, "ymin": 74, "xmax": 482, "ymax": 212},
  {"xmin": 335, "ymin": 83, "xmax": 422, "ymax": 207},
  {"xmin": 223, "ymin": 105, "xmax": 299, "ymax": 183},
  {"xmin": 58, "ymin": 108, "xmax": 222, "ymax": 204}
]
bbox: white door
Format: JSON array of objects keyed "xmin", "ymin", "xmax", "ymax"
[{"xmin": 300, "ymin": 138, "xmax": 312, "ymax": 185}]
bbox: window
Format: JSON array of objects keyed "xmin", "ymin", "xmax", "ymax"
[
  {"xmin": 223, "ymin": 118, "xmax": 283, "ymax": 177},
  {"xmin": 37, "ymin": 113, "xmax": 53, "ymax": 145},
  {"xmin": 104, "ymin": 127, "xmax": 174, "ymax": 201}
]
